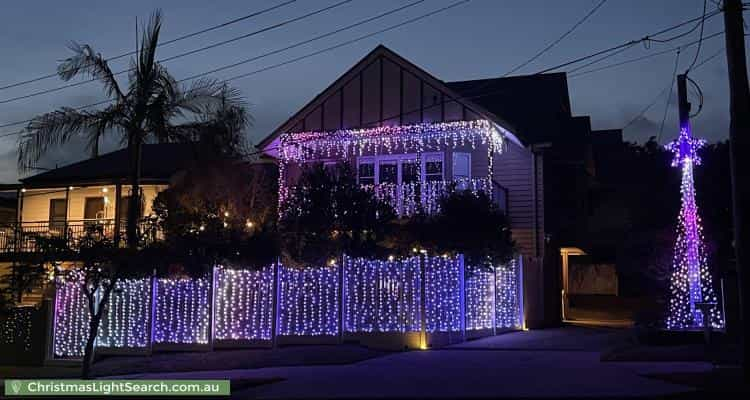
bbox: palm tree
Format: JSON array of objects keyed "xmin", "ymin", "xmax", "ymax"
[{"xmin": 18, "ymin": 10, "xmax": 245, "ymax": 248}]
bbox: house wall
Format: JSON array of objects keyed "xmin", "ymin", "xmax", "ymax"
[
  {"xmin": 279, "ymin": 56, "xmax": 491, "ymax": 135},
  {"xmin": 19, "ymin": 184, "xmax": 167, "ymax": 223},
  {"xmin": 492, "ymin": 141, "xmax": 543, "ymax": 259}
]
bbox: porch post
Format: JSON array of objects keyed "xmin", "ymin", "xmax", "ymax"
[
  {"xmin": 113, "ymin": 183, "xmax": 122, "ymax": 246},
  {"xmin": 64, "ymin": 186, "xmax": 70, "ymax": 240},
  {"xmin": 15, "ymin": 188, "xmax": 23, "ymax": 253}
]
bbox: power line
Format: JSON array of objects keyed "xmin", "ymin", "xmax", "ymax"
[
  {"xmin": 1, "ymin": 0, "xmax": 470, "ymax": 141},
  {"xmin": 686, "ymin": 0, "xmax": 708, "ymax": 72},
  {"xmin": 623, "ymin": 50, "xmax": 680, "ymax": 132},
  {"xmin": 0, "ymin": 0, "xmax": 425, "ymax": 132},
  {"xmin": 502, "ymin": 0, "xmax": 607, "ymax": 77},
  {"xmin": 208, "ymin": 1, "xmax": 472, "ymax": 83},
  {"xmin": 566, "ymin": 42, "xmax": 636, "ymax": 74},
  {"xmin": 0, "ymin": 0, "xmax": 298, "ymax": 92},
  {"xmin": 657, "ymin": 51, "xmax": 682, "ymax": 142},
  {"xmin": 179, "ymin": 0, "xmax": 426, "ymax": 82},
  {"xmin": 0, "ymin": 0, "xmax": 354, "ymax": 105},
  {"xmin": 568, "ymin": 30, "xmax": 724, "ymax": 78},
  {"xmin": 534, "ymin": 8, "xmax": 722, "ymax": 74},
  {"xmin": 692, "ymin": 46, "xmax": 725, "ymax": 70}
]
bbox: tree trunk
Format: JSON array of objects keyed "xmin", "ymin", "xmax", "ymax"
[
  {"xmin": 127, "ymin": 134, "xmax": 144, "ymax": 249},
  {"xmin": 81, "ymin": 281, "xmax": 116, "ymax": 379},
  {"xmin": 81, "ymin": 314, "xmax": 100, "ymax": 379}
]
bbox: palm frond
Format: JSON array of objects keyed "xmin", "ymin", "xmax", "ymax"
[
  {"xmin": 84, "ymin": 104, "xmax": 124, "ymax": 156},
  {"xmin": 57, "ymin": 42, "xmax": 124, "ymax": 101},
  {"xmin": 18, "ymin": 108, "xmax": 99, "ymax": 170},
  {"xmin": 136, "ymin": 10, "xmax": 163, "ymax": 91}
]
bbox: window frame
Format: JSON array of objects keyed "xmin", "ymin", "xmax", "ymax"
[{"xmin": 357, "ymin": 152, "xmax": 445, "ymax": 185}]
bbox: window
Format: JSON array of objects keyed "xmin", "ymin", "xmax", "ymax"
[
  {"xmin": 356, "ymin": 152, "xmax": 445, "ymax": 185},
  {"xmin": 425, "ymin": 154, "xmax": 444, "ymax": 182},
  {"xmin": 119, "ymin": 196, "xmax": 130, "ymax": 222},
  {"xmin": 452, "ymin": 152, "xmax": 471, "ymax": 189},
  {"xmin": 378, "ymin": 161, "xmax": 398, "ymax": 184},
  {"xmin": 119, "ymin": 195, "xmax": 143, "ymax": 222},
  {"xmin": 358, "ymin": 160, "xmax": 375, "ymax": 185},
  {"xmin": 84, "ymin": 197, "xmax": 105, "ymax": 220},
  {"xmin": 401, "ymin": 160, "xmax": 420, "ymax": 184},
  {"xmin": 49, "ymin": 199, "xmax": 67, "ymax": 232}
]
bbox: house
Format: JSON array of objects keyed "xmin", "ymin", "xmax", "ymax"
[
  {"xmin": 256, "ymin": 45, "xmax": 619, "ymax": 328},
  {"xmin": 0, "ymin": 143, "xmax": 199, "ymax": 258}
]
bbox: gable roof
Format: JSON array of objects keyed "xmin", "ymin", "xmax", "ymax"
[
  {"xmin": 446, "ymin": 73, "xmax": 574, "ymax": 145},
  {"xmin": 20, "ymin": 143, "xmax": 199, "ymax": 187},
  {"xmin": 257, "ymin": 44, "xmax": 521, "ymax": 152}
]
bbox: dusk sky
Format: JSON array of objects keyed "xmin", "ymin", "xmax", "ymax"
[{"xmin": 0, "ymin": 0, "xmax": 738, "ymax": 182}]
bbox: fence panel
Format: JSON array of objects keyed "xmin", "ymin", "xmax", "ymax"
[
  {"xmin": 153, "ymin": 278, "xmax": 210, "ymax": 345},
  {"xmin": 214, "ymin": 265, "xmax": 274, "ymax": 341},
  {"xmin": 465, "ymin": 266, "xmax": 494, "ymax": 330},
  {"xmin": 424, "ymin": 256, "xmax": 462, "ymax": 332},
  {"xmin": 343, "ymin": 257, "xmax": 421, "ymax": 333},
  {"xmin": 278, "ymin": 266, "xmax": 338, "ymax": 336},
  {"xmin": 95, "ymin": 278, "xmax": 151, "ymax": 349},
  {"xmin": 496, "ymin": 259, "xmax": 523, "ymax": 329},
  {"xmin": 52, "ymin": 272, "xmax": 90, "ymax": 358}
]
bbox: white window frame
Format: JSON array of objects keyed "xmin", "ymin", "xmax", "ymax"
[
  {"xmin": 452, "ymin": 152, "xmax": 472, "ymax": 180},
  {"xmin": 357, "ymin": 152, "xmax": 444, "ymax": 185}
]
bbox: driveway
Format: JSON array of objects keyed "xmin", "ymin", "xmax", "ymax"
[{"xmin": 114, "ymin": 326, "xmax": 711, "ymax": 398}]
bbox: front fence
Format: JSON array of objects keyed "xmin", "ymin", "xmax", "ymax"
[{"xmin": 49, "ymin": 255, "xmax": 524, "ymax": 359}]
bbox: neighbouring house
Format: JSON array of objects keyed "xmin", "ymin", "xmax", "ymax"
[
  {"xmin": 257, "ymin": 45, "xmax": 614, "ymax": 327},
  {"xmin": 0, "ymin": 143, "xmax": 204, "ymax": 264}
]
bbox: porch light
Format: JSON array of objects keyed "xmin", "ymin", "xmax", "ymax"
[
  {"xmin": 20, "ymin": 188, "xmax": 26, "ymax": 193},
  {"xmin": 68, "ymin": 186, "xmax": 74, "ymax": 190},
  {"xmin": 245, "ymin": 221, "xmax": 254, "ymax": 228},
  {"xmin": 101, "ymin": 187, "xmax": 108, "ymax": 193},
  {"xmin": 224, "ymin": 211, "xmax": 230, "ymax": 217}
]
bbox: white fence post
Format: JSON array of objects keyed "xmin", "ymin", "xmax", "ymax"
[
  {"xmin": 209, "ymin": 266, "xmax": 217, "ymax": 350},
  {"xmin": 492, "ymin": 264, "xmax": 497, "ymax": 336},
  {"xmin": 272, "ymin": 259, "xmax": 281, "ymax": 348},
  {"xmin": 419, "ymin": 254, "xmax": 426, "ymax": 349},
  {"xmin": 149, "ymin": 272, "xmax": 157, "ymax": 354},
  {"xmin": 517, "ymin": 255, "xmax": 525, "ymax": 330},
  {"xmin": 338, "ymin": 254, "xmax": 345, "ymax": 343},
  {"xmin": 459, "ymin": 254, "xmax": 466, "ymax": 343}
]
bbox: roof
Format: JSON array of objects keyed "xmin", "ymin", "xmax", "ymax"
[
  {"xmin": 446, "ymin": 73, "xmax": 574, "ymax": 145},
  {"xmin": 20, "ymin": 143, "xmax": 199, "ymax": 187},
  {"xmin": 257, "ymin": 45, "xmax": 521, "ymax": 152}
]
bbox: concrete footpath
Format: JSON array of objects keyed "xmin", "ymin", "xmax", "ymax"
[{"xmin": 112, "ymin": 327, "xmax": 712, "ymax": 398}]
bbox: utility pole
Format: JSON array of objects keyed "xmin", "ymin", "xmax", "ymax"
[{"xmin": 723, "ymin": 0, "xmax": 750, "ymax": 380}]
